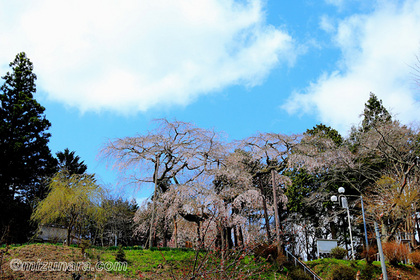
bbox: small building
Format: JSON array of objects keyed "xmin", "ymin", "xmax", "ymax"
[
  {"xmin": 36, "ymin": 225, "xmax": 68, "ymax": 243},
  {"xmin": 316, "ymin": 239, "xmax": 338, "ymax": 258}
]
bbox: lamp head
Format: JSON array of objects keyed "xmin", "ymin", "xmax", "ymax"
[
  {"xmin": 338, "ymin": 187, "xmax": 345, "ymax": 194},
  {"xmin": 331, "ymin": 195, "xmax": 338, "ymax": 202}
]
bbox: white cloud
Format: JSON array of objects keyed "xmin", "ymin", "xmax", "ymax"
[
  {"xmin": 0, "ymin": 0, "xmax": 295, "ymax": 113},
  {"xmin": 319, "ymin": 15, "xmax": 336, "ymax": 33},
  {"xmin": 283, "ymin": 0, "xmax": 420, "ymax": 134},
  {"xmin": 325, "ymin": 0, "xmax": 346, "ymax": 9}
]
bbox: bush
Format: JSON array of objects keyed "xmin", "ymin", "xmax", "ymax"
[
  {"xmin": 253, "ymin": 243, "xmax": 278, "ymax": 262},
  {"xmin": 115, "ymin": 245, "xmax": 127, "ymax": 263},
  {"xmin": 288, "ymin": 268, "xmax": 313, "ymax": 280},
  {"xmin": 329, "ymin": 264, "xmax": 356, "ymax": 280},
  {"xmin": 382, "ymin": 241, "xmax": 409, "ymax": 266},
  {"xmin": 361, "ymin": 246, "xmax": 377, "ymax": 264},
  {"xmin": 330, "ymin": 246, "xmax": 347, "ymax": 259},
  {"xmin": 409, "ymin": 250, "xmax": 420, "ymax": 268},
  {"xmin": 360, "ymin": 263, "xmax": 376, "ymax": 280},
  {"xmin": 276, "ymin": 251, "xmax": 287, "ymax": 266},
  {"xmin": 78, "ymin": 239, "xmax": 91, "ymax": 256}
]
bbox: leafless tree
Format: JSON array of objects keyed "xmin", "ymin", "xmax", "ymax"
[
  {"xmin": 101, "ymin": 119, "xmax": 226, "ymax": 248},
  {"xmin": 358, "ymin": 121, "xmax": 420, "ymax": 243}
]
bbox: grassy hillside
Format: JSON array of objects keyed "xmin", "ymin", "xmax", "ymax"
[
  {"xmin": 2, "ymin": 244, "xmax": 420, "ymax": 279},
  {"xmin": 0, "ymin": 244, "xmax": 130, "ymax": 280},
  {"xmin": 0, "ymin": 244, "xmax": 283, "ymax": 279}
]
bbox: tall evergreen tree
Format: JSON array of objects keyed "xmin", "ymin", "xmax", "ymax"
[
  {"xmin": 349, "ymin": 92, "xmax": 392, "ymax": 151},
  {"xmin": 305, "ymin": 123, "xmax": 343, "ymax": 146},
  {"xmin": 56, "ymin": 148, "xmax": 88, "ymax": 175},
  {"xmin": 0, "ymin": 52, "xmax": 56, "ymax": 243},
  {"xmin": 361, "ymin": 92, "xmax": 391, "ymax": 132}
]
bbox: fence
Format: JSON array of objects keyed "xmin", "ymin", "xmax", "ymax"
[{"xmin": 285, "ymin": 248, "xmax": 322, "ymax": 280}]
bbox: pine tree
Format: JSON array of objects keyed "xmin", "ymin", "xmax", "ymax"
[
  {"xmin": 56, "ymin": 148, "xmax": 88, "ymax": 175},
  {"xmin": 306, "ymin": 123, "xmax": 343, "ymax": 146},
  {"xmin": 349, "ymin": 92, "xmax": 392, "ymax": 150},
  {"xmin": 361, "ymin": 92, "xmax": 391, "ymax": 132},
  {"xmin": 0, "ymin": 52, "xmax": 56, "ymax": 243}
]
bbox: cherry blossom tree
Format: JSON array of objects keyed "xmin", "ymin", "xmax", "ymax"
[{"xmin": 101, "ymin": 119, "xmax": 226, "ymax": 247}]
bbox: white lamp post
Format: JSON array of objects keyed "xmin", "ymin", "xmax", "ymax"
[
  {"xmin": 331, "ymin": 187, "xmax": 355, "ymax": 260},
  {"xmin": 332, "ymin": 188, "xmax": 387, "ymax": 279}
]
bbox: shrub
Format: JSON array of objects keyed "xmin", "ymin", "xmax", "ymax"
[
  {"xmin": 382, "ymin": 241, "xmax": 409, "ymax": 266},
  {"xmin": 78, "ymin": 239, "xmax": 91, "ymax": 257},
  {"xmin": 360, "ymin": 263, "xmax": 376, "ymax": 280},
  {"xmin": 253, "ymin": 243, "xmax": 278, "ymax": 262},
  {"xmin": 329, "ymin": 264, "xmax": 356, "ymax": 280},
  {"xmin": 409, "ymin": 250, "xmax": 420, "ymax": 268},
  {"xmin": 361, "ymin": 246, "xmax": 377, "ymax": 264},
  {"xmin": 330, "ymin": 246, "xmax": 347, "ymax": 259},
  {"xmin": 288, "ymin": 268, "xmax": 313, "ymax": 280},
  {"xmin": 276, "ymin": 251, "xmax": 287, "ymax": 266},
  {"xmin": 115, "ymin": 245, "xmax": 127, "ymax": 263}
]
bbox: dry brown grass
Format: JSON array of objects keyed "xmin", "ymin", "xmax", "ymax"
[{"xmin": 0, "ymin": 244, "xmax": 131, "ymax": 280}]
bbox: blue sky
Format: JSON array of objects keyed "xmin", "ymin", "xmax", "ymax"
[{"xmin": 1, "ymin": 0, "xmax": 420, "ymax": 201}]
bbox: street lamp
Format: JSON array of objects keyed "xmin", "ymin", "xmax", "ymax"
[
  {"xmin": 332, "ymin": 188, "xmax": 387, "ymax": 279},
  {"xmin": 331, "ymin": 188, "xmax": 355, "ymax": 260}
]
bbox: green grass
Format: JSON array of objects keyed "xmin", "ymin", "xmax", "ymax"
[
  {"xmin": 305, "ymin": 258, "xmax": 382, "ymax": 280},
  {"xmin": 85, "ymin": 246, "xmax": 284, "ymax": 279},
  {"xmin": 101, "ymin": 249, "xmax": 188, "ymax": 277}
]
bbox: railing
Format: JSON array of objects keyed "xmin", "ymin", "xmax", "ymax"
[{"xmin": 285, "ymin": 249, "xmax": 322, "ymax": 280}]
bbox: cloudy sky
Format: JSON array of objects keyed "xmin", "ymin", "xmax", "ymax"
[{"xmin": 1, "ymin": 0, "xmax": 420, "ymax": 198}]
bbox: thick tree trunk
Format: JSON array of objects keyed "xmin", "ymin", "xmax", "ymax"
[
  {"xmin": 66, "ymin": 215, "xmax": 76, "ymax": 245},
  {"xmin": 408, "ymin": 216, "xmax": 416, "ymax": 248},
  {"xmin": 226, "ymin": 226, "xmax": 233, "ymax": 249},
  {"xmin": 257, "ymin": 177, "xmax": 272, "ymax": 242},
  {"xmin": 233, "ymin": 225, "xmax": 238, "ymax": 247},
  {"xmin": 66, "ymin": 226, "xmax": 73, "ymax": 246},
  {"xmin": 163, "ymin": 225, "xmax": 168, "ymax": 247},
  {"xmin": 173, "ymin": 216, "xmax": 178, "ymax": 248},
  {"xmin": 330, "ymin": 221, "xmax": 337, "ymax": 239},
  {"xmin": 215, "ymin": 224, "xmax": 222, "ymax": 250},
  {"xmin": 148, "ymin": 156, "xmax": 160, "ymax": 249},
  {"xmin": 262, "ymin": 191, "xmax": 272, "ymax": 242},
  {"xmin": 380, "ymin": 217, "xmax": 388, "ymax": 241},
  {"xmin": 196, "ymin": 221, "xmax": 201, "ymax": 247},
  {"xmin": 238, "ymin": 226, "xmax": 244, "ymax": 246},
  {"xmin": 271, "ymin": 169, "xmax": 282, "ymax": 256}
]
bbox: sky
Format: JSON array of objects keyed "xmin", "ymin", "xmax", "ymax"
[{"xmin": 1, "ymin": 0, "xmax": 420, "ymax": 201}]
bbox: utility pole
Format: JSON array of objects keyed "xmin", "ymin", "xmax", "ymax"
[
  {"xmin": 360, "ymin": 195, "xmax": 369, "ymax": 251},
  {"xmin": 374, "ymin": 221, "xmax": 388, "ymax": 280}
]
